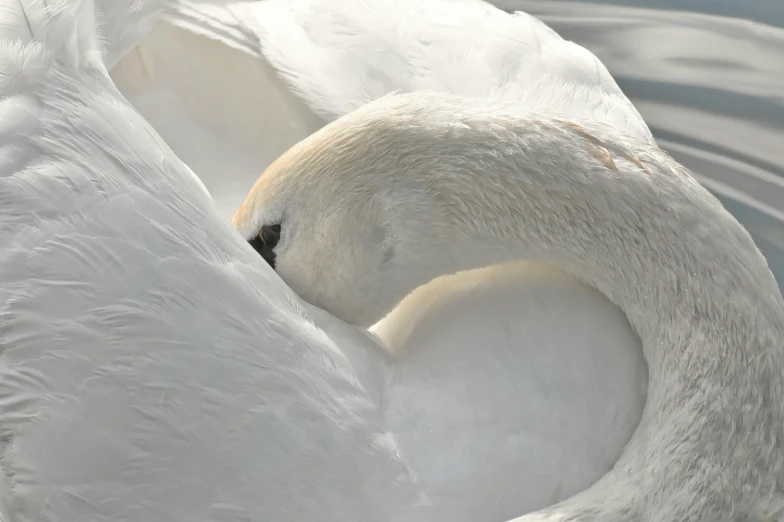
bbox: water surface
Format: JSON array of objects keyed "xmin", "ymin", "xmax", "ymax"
[{"xmin": 495, "ymin": 0, "xmax": 784, "ymax": 287}]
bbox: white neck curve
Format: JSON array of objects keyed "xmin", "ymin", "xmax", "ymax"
[{"xmin": 359, "ymin": 95, "xmax": 784, "ymax": 520}]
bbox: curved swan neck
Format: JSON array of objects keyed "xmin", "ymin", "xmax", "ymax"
[
  {"xmin": 392, "ymin": 111, "xmax": 784, "ymax": 365},
  {"xmin": 363, "ymin": 96, "xmax": 784, "ymax": 519}
]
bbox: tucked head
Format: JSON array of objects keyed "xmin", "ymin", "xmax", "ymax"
[
  {"xmin": 230, "ymin": 92, "xmax": 667, "ymax": 327},
  {"xmin": 232, "ymin": 94, "xmax": 474, "ymax": 326}
]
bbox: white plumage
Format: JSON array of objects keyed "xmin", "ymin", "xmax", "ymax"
[
  {"xmin": 112, "ymin": 2, "xmax": 651, "ymax": 516},
  {"xmin": 2, "ymin": 1, "xmax": 779, "ymax": 521},
  {"xmin": 113, "ymin": 0, "xmax": 653, "ymax": 217},
  {"xmin": 0, "ymin": 1, "xmax": 421, "ymax": 520}
]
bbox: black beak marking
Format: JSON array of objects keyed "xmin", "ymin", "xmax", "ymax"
[{"xmin": 249, "ymin": 235, "xmax": 276, "ymax": 269}]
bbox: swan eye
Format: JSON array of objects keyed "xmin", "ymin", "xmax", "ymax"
[
  {"xmin": 260, "ymin": 224, "xmax": 281, "ymax": 248},
  {"xmin": 248, "ymin": 224, "xmax": 281, "ymax": 269}
]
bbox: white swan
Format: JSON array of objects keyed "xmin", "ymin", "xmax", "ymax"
[
  {"xmin": 6, "ymin": 0, "xmax": 774, "ymax": 521},
  {"xmin": 111, "ymin": 4, "xmax": 652, "ymax": 513},
  {"xmin": 232, "ymin": 91, "xmax": 784, "ymax": 521}
]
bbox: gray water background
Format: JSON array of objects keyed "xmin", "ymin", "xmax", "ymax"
[{"xmin": 494, "ymin": 0, "xmax": 784, "ymax": 288}]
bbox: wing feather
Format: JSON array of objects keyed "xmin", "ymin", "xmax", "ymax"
[{"xmin": 0, "ymin": 2, "xmax": 423, "ymax": 520}]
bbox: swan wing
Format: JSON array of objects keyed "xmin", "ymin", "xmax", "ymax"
[
  {"xmin": 0, "ymin": 2, "xmax": 423, "ymax": 520},
  {"xmin": 110, "ymin": 5, "xmax": 325, "ymax": 219},
  {"xmin": 112, "ymin": 0, "xmax": 653, "ymax": 219},
  {"xmin": 239, "ymin": 0, "xmax": 654, "ymax": 142}
]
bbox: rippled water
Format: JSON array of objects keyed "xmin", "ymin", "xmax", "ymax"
[{"xmin": 495, "ymin": 0, "xmax": 784, "ymax": 288}]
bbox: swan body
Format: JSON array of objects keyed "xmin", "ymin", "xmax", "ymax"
[
  {"xmin": 114, "ymin": 0, "xmax": 654, "ymax": 514},
  {"xmin": 233, "ymin": 91, "xmax": 784, "ymax": 521},
  {"xmin": 0, "ymin": 0, "xmax": 738, "ymax": 521},
  {"xmin": 0, "ymin": 0, "xmax": 641, "ymax": 519}
]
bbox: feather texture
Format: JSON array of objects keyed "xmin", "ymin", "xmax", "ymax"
[{"xmin": 0, "ymin": 2, "xmax": 425, "ymax": 520}]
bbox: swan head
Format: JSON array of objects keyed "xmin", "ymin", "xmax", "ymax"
[{"xmin": 232, "ymin": 94, "xmax": 462, "ymax": 326}]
